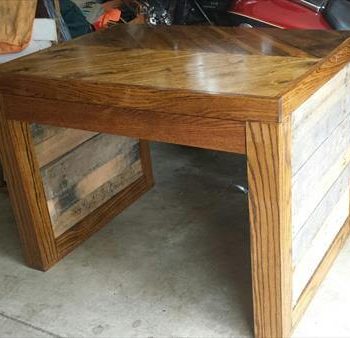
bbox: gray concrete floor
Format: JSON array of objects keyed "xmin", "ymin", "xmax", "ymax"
[{"xmin": 0, "ymin": 143, "xmax": 349, "ymax": 338}]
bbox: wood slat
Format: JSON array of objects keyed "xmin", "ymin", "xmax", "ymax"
[
  {"xmin": 33, "ymin": 126, "xmax": 98, "ymax": 167},
  {"xmin": 293, "ymin": 188, "xmax": 349, "ymax": 303},
  {"xmin": 31, "ymin": 124, "xmax": 61, "ymax": 145},
  {"xmin": 53, "ymin": 160, "xmax": 142, "ymax": 237},
  {"xmin": 292, "ymin": 65, "xmax": 349, "ymax": 173},
  {"xmin": 56, "ymin": 175, "xmax": 153, "ymax": 259},
  {"xmin": 40, "ymin": 134, "xmax": 137, "ymax": 200},
  {"xmin": 292, "ymin": 217, "xmax": 350, "ymax": 329},
  {"xmin": 51, "ymin": 148, "xmax": 138, "ymax": 208},
  {"xmin": 293, "ymin": 166, "xmax": 350, "ymax": 265},
  {"xmin": 292, "ymin": 116, "xmax": 350, "ymax": 234}
]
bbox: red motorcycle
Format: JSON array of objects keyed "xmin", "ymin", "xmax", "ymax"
[
  {"xmin": 94, "ymin": 0, "xmax": 350, "ymax": 30},
  {"xmin": 228, "ymin": 0, "xmax": 350, "ymax": 29}
]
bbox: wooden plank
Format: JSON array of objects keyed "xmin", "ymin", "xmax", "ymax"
[
  {"xmin": 37, "ymin": 131, "xmax": 140, "ymax": 236},
  {"xmin": 33, "ymin": 127, "xmax": 98, "ymax": 167},
  {"xmin": 47, "ymin": 146, "xmax": 140, "ymax": 222},
  {"xmin": 292, "ymin": 66, "xmax": 349, "ymax": 173},
  {"xmin": 0, "ymin": 95, "xmax": 58, "ymax": 271},
  {"xmin": 56, "ymin": 175, "xmax": 153, "ymax": 259},
  {"xmin": 31, "ymin": 124, "xmax": 61, "ymax": 145},
  {"xmin": 293, "ymin": 165, "xmax": 350, "ymax": 265},
  {"xmin": 40, "ymin": 134, "xmax": 138, "ymax": 201},
  {"xmin": 53, "ymin": 160, "xmax": 142, "ymax": 237},
  {"xmin": 292, "ymin": 116, "xmax": 350, "ymax": 235},
  {"xmin": 3, "ymin": 95, "xmax": 247, "ymax": 154},
  {"xmin": 247, "ymin": 120, "xmax": 292, "ymax": 338},
  {"xmin": 293, "ymin": 189, "xmax": 349, "ymax": 303},
  {"xmin": 292, "ymin": 217, "xmax": 350, "ymax": 329},
  {"xmin": 70, "ymin": 148, "xmax": 139, "ymax": 200},
  {"xmin": 51, "ymin": 159, "xmax": 142, "ymax": 237}
]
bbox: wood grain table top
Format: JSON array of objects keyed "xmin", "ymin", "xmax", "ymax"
[{"xmin": 1, "ymin": 26, "xmax": 350, "ymax": 122}]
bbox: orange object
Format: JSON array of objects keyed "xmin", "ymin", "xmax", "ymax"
[
  {"xmin": 93, "ymin": 8, "xmax": 122, "ymax": 30},
  {"xmin": 0, "ymin": 0, "xmax": 37, "ymax": 54}
]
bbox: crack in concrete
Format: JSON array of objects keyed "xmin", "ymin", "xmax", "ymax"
[{"xmin": 0, "ymin": 311, "xmax": 64, "ymax": 338}]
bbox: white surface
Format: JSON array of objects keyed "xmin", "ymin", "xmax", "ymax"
[
  {"xmin": 0, "ymin": 40, "xmax": 53, "ymax": 64},
  {"xmin": 32, "ymin": 18, "xmax": 57, "ymax": 41},
  {"xmin": 0, "ymin": 19, "xmax": 56, "ymax": 64}
]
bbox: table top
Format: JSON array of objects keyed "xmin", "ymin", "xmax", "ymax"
[{"xmin": 1, "ymin": 26, "xmax": 350, "ymax": 122}]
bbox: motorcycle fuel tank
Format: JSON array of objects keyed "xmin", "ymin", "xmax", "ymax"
[{"xmin": 229, "ymin": 0, "xmax": 331, "ymax": 29}]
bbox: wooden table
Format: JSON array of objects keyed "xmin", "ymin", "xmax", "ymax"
[{"xmin": 1, "ymin": 26, "xmax": 350, "ymax": 338}]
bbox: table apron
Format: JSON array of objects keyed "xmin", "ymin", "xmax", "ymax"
[{"xmin": 3, "ymin": 94, "xmax": 247, "ymax": 155}]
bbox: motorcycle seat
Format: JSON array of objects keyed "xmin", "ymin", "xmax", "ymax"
[{"xmin": 325, "ymin": 0, "xmax": 350, "ymax": 30}]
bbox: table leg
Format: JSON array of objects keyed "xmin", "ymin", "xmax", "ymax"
[
  {"xmin": 0, "ymin": 95, "xmax": 154, "ymax": 271},
  {"xmin": 246, "ymin": 119, "xmax": 293, "ymax": 338},
  {"xmin": 0, "ymin": 97, "xmax": 59, "ymax": 270}
]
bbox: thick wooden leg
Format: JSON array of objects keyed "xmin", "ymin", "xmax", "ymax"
[
  {"xmin": 0, "ymin": 95, "xmax": 154, "ymax": 271},
  {"xmin": 246, "ymin": 120, "xmax": 293, "ymax": 338},
  {"xmin": 0, "ymin": 96, "xmax": 59, "ymax": 270}
]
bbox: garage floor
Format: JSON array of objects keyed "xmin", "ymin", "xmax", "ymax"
[{"xmin": 0, "ymin": 143, "xmax": 349, "ymax": 338}]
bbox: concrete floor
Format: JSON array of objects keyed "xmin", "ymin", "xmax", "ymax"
[{"xmin": 0, "ymin": 143, "xmax": 349, "ymax": 338}]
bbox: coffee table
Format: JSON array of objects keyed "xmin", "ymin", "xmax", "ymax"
[{"xmin": 1, "ymin": 26, "xmax": 350, "ymax": 338}]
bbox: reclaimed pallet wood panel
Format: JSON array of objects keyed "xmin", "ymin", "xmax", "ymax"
[
  {"xmin": 31, "ymin": 124, "xmax": 98, "ymax": 167},
  {"xmin": 293, "ymin": 186, "xmax": 349, "ymax": 303},
  {"xmin": 291, "ymin": 64, "xmax": 350, "ymax": 304},
  {"xmin": 292, "ymin": 217, "xmax": 350, "ymax": 328},
  {"xmin": 31, "ymin": 125, "xmax": 143, "ymax": 238},
  {"xmin": 291, "ymin": 66, "xmax": 349, "ymax": 173},
  {"xmin": 292, "ymin": 116, "xmax": 350, "ymax": 235},
  {"xmin": 293, "ymin": 166, "xmax": 350, "ymax": 265},
  {"xmin": 51, "ymin": 159, "xmax": 142, "ymax": 237}
]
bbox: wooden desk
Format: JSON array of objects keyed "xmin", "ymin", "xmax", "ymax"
[{"xmin": 1, "ymin": 26, "xmax": 350, "ymax": 338}]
